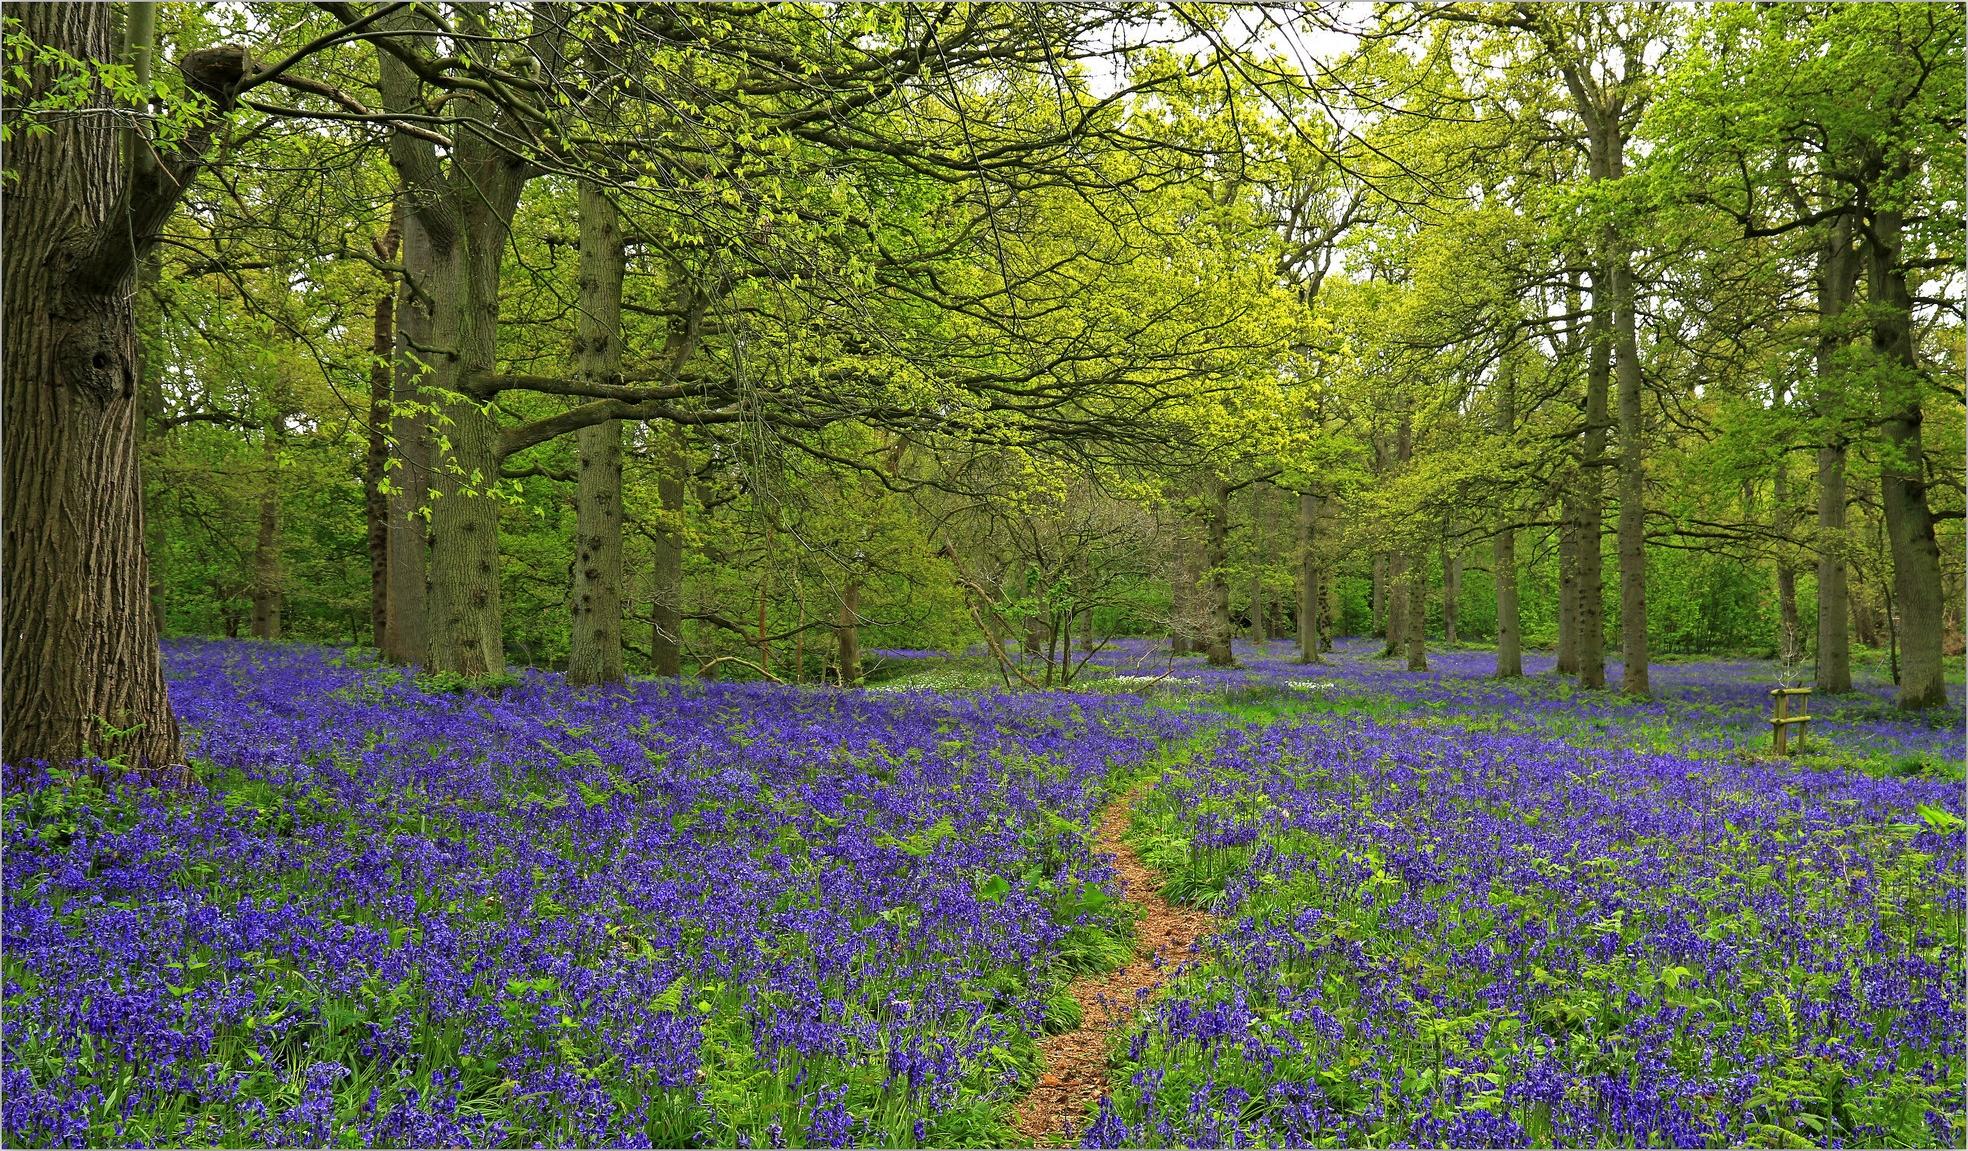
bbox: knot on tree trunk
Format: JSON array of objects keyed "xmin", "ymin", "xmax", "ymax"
[{"xmin": 179, "ymin": 45, "xmax": 252, "ymax": 109}]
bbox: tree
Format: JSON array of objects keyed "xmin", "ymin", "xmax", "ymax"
[{"xmin": 1, "ymin": 4, "xmax": 250, "ymax": 774}]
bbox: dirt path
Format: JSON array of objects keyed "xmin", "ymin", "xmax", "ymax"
[{"xmin": 1011, "ymin": 784, "xmax": 1216, "ymax": 1145}]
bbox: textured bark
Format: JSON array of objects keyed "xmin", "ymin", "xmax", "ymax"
[
  {"xmin": 364, "ymin": 205, "xmax": 402, "ymax": 650},
  {"xmin": 1203, "ymin": 475, "xmax": 1234, "ymax": 666},
  {"xmin": 1494, "ymin": 355, "xmax": 1522, "ymax": 678},
  {"xmin": 649, "ymin": 425, "xmax": 686, "ymax": 676},
  {"xmin": 1772, "ymin": 391, "xmax": 1801, "ymax": 664},
  {"xmin": 1384, "ymin": 553, "xmax": 1407, "ymax": 658},
  {"xmin": 1406, "ymin": 547, "xmax": 1428, "ymax": 672},
  {"xmin": 1372, "ymin": 554, "xmax": 1387, "ymax": 640},
  {"xmin": 250, "ymin": 427, "xmax": 283, "ymax": 640},
  {"xmin": 1556, "ymin": 497, "xmax": 1580, "ymax": 675},
  {"xmin": 566, "ymin": 183, "xmax": 625, "ymax": 686},
  {"xmin": 1441, "ymin": 546, "xmax": 1460, "ymax": 648},
  {"xmin": 1814, "ymin": 216, "xmax": 1858, "ymax": 694},
  {"xmin": 375, "ymin": 6, "xmax": 554, "ymax": 678},
  {"xmin": 1, "ymin": 4, "xmax": 241, "ymax": 776},
  {"xmin": 1383, "ymin": 418, "xmax": 1413, "ymax": 659},
  {"xmin": 837, "ymin": 577, "xmax": 862, "ymax": 686},
  {"xmin": 1867, "ymin": 205, "xmax": 1947, "ymax": 709},
  {"xmin": 383, "ymin": 209, "xmax": 433, "ymax": 665},
  {"xmin": 1578, "ymin": 266, "xmax": 1611, "ymax": 691},
  {"xmin": 422, "ymin": 219, "xmax": 513, "ymax": 678},
  {"xmin": 1296, "ymin": 491, "xmax": 1323, "ymax": 664},
  {"xmin": 1611, "ymin": 257, "xmax": 1648, "ymax": 696}
]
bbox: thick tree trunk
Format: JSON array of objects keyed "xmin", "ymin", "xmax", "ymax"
[
  {"xmin": 364, "ymin": 287, "xmax": 394, "ymax": 649},
  {"xmin": 1578, "ymin": 268, "xmax": 1611, "ymax": 690},
  {"xmin": 837, "ymin": 577, "xmax": 862, "ymax": 686},
  {"xmin": 1297, "ymin": 491, "xmax": 1322, "ymax": 664},
  {"xmin": 1814, "ymin": 216, "xmax": 1858, "ymax": 694},
  {"xmin": 1406, "ymin": 547, "xmax": 1428, "ymax": 672},
  {"xmin": 0, "ymin": 5, "xmax": 243, "ymax": 776},
  {"xmin": 1867, "ymin": 205, "xmax": 1947, "ymax": 709},
  {"xmin": 1557, "ymin": 498, "xmax": 1580, "ymax": 675},
  {"xmin": 250, "ymin": 426, "xmax": 283, "ymax": 640},
  {"xmin": 650, "ymin": 427, "xmax": 686, "ymax": 676},
  {"xmin": 567, "ymin": 183, "xmax": 625, "ymax": 686},
  {"xmin": 1247, "ymin": 487, "xmax": 1266, "ymax": 646},
  {"xmin": 1441, "ymin": 545, "xmax": 1460, "ymax": 647},
  {"xmin": 384, "ymin": 210, "xmax": 434, "ymax": 665},
  {"xmin": 1611, "ymin": 258, "xmax": 1648, "ymax": 695},
  {"xmin": 1494, "ymin": 355, "xmax": 1521, "ymax": 677},
  {"xmin": 363, "ymin": 205, "xmax": 402, "ymax": 650},
  {"xmin": 1384, "ymin": 553, "xmax": 1407, "ymax": 658},
  {"xmin": 423, "ymin": 212, "xmax": 516, "ymax": 677},
  {"xmin": 375, "ymin": 11, "xmax": 542, "ymax": 679},
  {"xmin": 1372, "ymin": 554, "xmax": 1387, "ymax": 641},
  {"xmin": 1495, "ymin": 531, "xmax": 1521, "ymax": 677},
  {"xmin": 1203, "ymin": 475, "xmax": 1234, "ymax": 666}
]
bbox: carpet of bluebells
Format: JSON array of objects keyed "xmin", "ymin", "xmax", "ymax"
[
  {"xmin": 4, "ymin": 637, "xmax": 1963, "ymax": 1149},
  {"xmin": 1084, "ymin": 652, "xmax": 1966, "ymax": 1148},
  {"xmin": 3, "ymin": 641, "xmax": 1199, "ymax": 1147}
]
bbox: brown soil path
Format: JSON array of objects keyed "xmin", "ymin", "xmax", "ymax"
[{"xmin": 1011, "ymin": 783, "xmax": 1216, "ymax": 1146}]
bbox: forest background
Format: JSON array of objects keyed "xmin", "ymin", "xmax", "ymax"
[{"xmin": 5, "ymin": 1, "xmax": 1961, "ymax": 773}]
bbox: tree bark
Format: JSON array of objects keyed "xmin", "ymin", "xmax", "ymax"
[
  {"xmin": 1578, "ymin": 262, "xmax": 1611, "ymax": 690},
  {"xmin": 1556, "ymin": 494, "xmax": 1580, "ymax": 675},
  {"xmin": 567, "ymin": 182, "xmax": 625, "ymax": 686},
  {"xmin": 383, "ymin": 208, "xmax": 433, "ymax": 665},
  {"xmin": 1866, "ymin": 203, "xmax": 1947, "ymax": 709},
  {"xmin": 1406, "ymin": 546, "xmax": 1428, "ymax": 671},
  {"xmin": 374, "ymin": 6, "xmax": 550, "ymax": 679},
  {"xmin": 1611, "ymin": 256, "xmax": 1648, "ymax": 696},
  {"xmin": 1371, "ymin": 553, "xmax": 1387, "ymax": 643},
  {"xmin": 1203, "ymin": 475, "xmax": 1234, "ymax": 666},
  {"xmin": 1441, "ymin": 545, "xmax": 1460, "ymax": 647},
  {"xmin": 422, "ymin": 217, "xmax": 513, "ymax": 678},
  {"xmin": 1494, "ymin": 354, "xmax": 1522, "ymax": 677},
  {"xmin": 837, "ymin": 576, "xmax": 862, "ymax": 686},
  {"xmin": 1297, "ymin": 490, "xmax": 1323, "ymax": 664},
  {"xmin": 250, "ymin": 425, "xmax": 283, "ymax": 640},
  {"xmin": 1, "ymin": 5, "xmax": 242, "ymax": 776},
  {"xmin": 1814, "ymin": 215, "xmax": 1858, "ymax": 694},
  {"xmin": 650, "ymin": 424, "xmax": 686, "ymax": 676},
  {"xmin": 364, "ymin": 204, "xmax": 402, "ymax": 650}
]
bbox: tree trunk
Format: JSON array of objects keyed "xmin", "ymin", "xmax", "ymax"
[
  {"xmin": 1611, "ymin": 257, "xmax": 1648, "ymax": 695},
  {"xmin": 1814, "ymin": 215, "xmax": 1858, "ymax": 694},
  {"xmin": 1372, "ymin": 553, "xmax": 1387, "ymax": 642},
  {"xmin": 837, "ymin": 576, "xmax": 862, "ymax": 686},
  {"xmin": 1772, "ymin": 411, "xmax": 1801, "ymax": 664},
  {"xmin": 383, "ymin": 209, "xmax": 434, "ymax": 665},
  {"xmin": 0, "ymin": 4, "xmax": 243, "ymax": 776},
  {"xmin": 1556, "ymin": 495, "xmax": 1580, "ymax": 675},
  {"xmin": 1867, "ymin": 204, "xmax": 1947, "ymax": 709},
  {"xmin": 1170, "ymin": 506, "xmax": 1195, "ymax": 655},
  {"xmin": 567, "ymin": 183, "xmax": 625, "ymax": 686},
  {"xmin": 1204, "ymin": 475, "xmax": 1234, "ymax": 666},
  {"xmin": 649, "ymin": 426, "xmax": 686, "ymax": 676},
  {"xmin": 375, "ymin": 12, "xmax": 541, "ymax": 679},
  {"xmin": 1385, "ymin": 552, "xmax": 1407, "ymax": 658},
  {"xmin": 1441, "ymin": 545, "xmax": 1460, "ymax": 647},
  {"xmin": 1579, "ymin": 268, "xmax": 1610, "ymax": 690},
  {"xmin": 364, "ymin": 204, "xmax": 402, "ymax": 650},
  {"xmin": 1297, "ymin": 490, "xmax": 1322, "ymax": 664},
  {"xmin": 250, "ymin": 425, "xmax": 283, "ymax": 640},
  {"xmin": 1406, "ymin": 546, "xmax": 1428, "ymax": 672},
  {"xmin": 1494, "ymin": 354, "xmax": 1522, "ymax": 677},
  {"xmin": 422, "ymin": 217, "xmax": 512, "ymax": 678}
]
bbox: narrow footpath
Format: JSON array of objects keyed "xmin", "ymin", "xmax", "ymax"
[{"xmin": 1011, "ymin": 784, "xmax": 1217, "ymax": 1145}]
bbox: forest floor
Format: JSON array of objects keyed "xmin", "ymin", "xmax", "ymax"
[{"xmin": 2, "ymin": 637, "xmax": 1962, "ymax": 1148}]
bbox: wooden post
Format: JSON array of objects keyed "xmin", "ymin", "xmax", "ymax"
[{"xmin": 1770, "ymin": 687, "xmax": 1813, "ymax": 755}]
